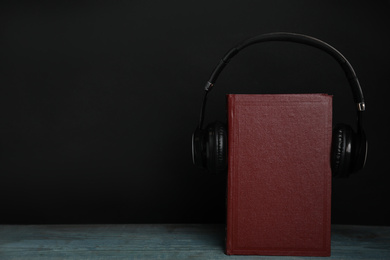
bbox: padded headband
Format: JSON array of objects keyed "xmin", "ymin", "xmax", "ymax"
[{"xmin": 199, "ymin": 32, "xmax": 365, "ymax": 128}]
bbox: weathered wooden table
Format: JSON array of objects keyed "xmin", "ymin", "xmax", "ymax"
[{"xmin": 1, "ymin": 224, "xmax": 389, "ymax": 259}]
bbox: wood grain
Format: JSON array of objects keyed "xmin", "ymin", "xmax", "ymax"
[{"xmin": 0, "ymin": 224, "xmax": 389, "ymax": 259}]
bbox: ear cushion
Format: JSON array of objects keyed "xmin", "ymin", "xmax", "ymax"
[
  {"xmin": 206, "ymin": 121, "xmax": 227, "ymax": 174},
  {"xmin": 331, "ymin": 124, "xmax": 353, "ymax": 177}
]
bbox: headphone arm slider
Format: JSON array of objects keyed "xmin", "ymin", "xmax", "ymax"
[{"xmin": 358, "ymin": 102, "xmax": 366, "ymax": 111}]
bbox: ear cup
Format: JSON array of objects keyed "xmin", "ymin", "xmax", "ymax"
[
  {"xmin": 205, "ymin": 121, "xmax": 227, "ymax": 174},
  {"xmin": 192, "ymin": 127, "xmax": 207, "ymax": 170},
  {"xmin": 331, "ymin": 124, "xmax": 354, "ymax": 177},
  {"xmin": 353, "ymin": 129, "xmax": 368, "ymax": 173}
]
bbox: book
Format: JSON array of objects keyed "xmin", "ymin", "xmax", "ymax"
[{"xmin": 226, "ymin": 94, "xmax": 332, "ymax": 256}]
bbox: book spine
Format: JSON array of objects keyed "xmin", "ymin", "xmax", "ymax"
[{"xmin": 226, "ymin": 94, "xmax": 235, "ymax": 255}]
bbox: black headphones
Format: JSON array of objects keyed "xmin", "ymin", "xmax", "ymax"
[{"xmin": 192, "ymin": 32, "xmax": 367, "ymax": 177}]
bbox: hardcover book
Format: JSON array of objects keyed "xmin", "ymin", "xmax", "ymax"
[{"xmin": 226, "ymin": 94, "xmax": 332, "ymax": 256}]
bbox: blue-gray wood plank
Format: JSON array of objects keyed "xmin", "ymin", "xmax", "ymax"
[{"xmin": 0, "ymin": 224, "xmax": 389, "ymax": 260}]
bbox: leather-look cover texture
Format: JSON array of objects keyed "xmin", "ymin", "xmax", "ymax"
[{"xmin": 226, "ymin": 94, "xmax": 332, "ymax": 256}]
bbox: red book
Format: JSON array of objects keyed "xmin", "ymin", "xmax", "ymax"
[{"xmin": 226, "ymin": 94, "xmax": 332, "ymax": 256}]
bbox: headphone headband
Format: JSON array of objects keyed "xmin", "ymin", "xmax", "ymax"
[{"xmin": 199, "ymin": 32, "xmax": 365, "ymax": 128}]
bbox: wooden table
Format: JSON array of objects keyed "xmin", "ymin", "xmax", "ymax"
[{"xmin": 1, "ymin": 224, "xmax": 389, "ymax": 259}]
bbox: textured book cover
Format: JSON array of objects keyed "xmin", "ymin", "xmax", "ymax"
[{"xmin": 226, "ymin": 94, "xmax": 332, "ymax": 256}]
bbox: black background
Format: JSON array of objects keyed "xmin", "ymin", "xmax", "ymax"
[{"xmin": 1, "ymin": 1, "xmax": 389, "ymax": 225}]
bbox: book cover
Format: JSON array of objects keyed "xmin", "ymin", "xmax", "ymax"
[{"xmin": 226, "ymin": 94, "xmax": 332, "ymax": 256}]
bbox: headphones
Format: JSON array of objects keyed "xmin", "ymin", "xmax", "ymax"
[{"xmin": 192, "ymin": 32, "xmax": 367, "ymax": 177}]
